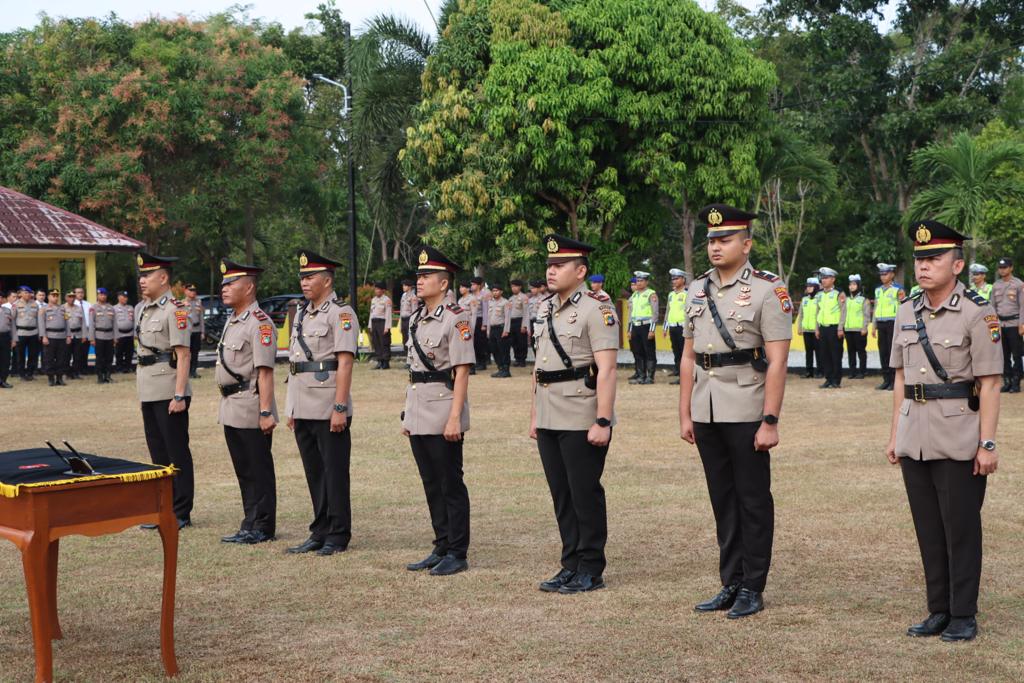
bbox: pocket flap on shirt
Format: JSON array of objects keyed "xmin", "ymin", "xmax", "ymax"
[{"xmin": 934, "ymin": 334, "xmax": 965, "ymax": 348}]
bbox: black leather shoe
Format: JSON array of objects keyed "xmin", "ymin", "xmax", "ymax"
[
  {"xmin": 429, "ymin": 554, "xmax": 469, "ymax": 576},
  {"xmin": 177, "ymin": 518, "xmax": 192, "ymax": 530},
  {"xmin": 726, "ymin": 588, "xmax": 764, "ymax": 619},
  {"xmin": 819, "ymin": 381, "xmax": 834, "ymax": 389},
  {"xmin": 940, "ymin": 616, "xmax": 978, "ymax": 642},
  {"xmin": 907, "ymin": 612, "xmax": 950, "ymax": 637},
  {"xmin": 285, "ymin": 538, "xmax": 324, "ymax": 554},
  {"xmin": 539, "ymin": 568, "xmax": 576, "ymax": 593},
  {"xmin": 0, "ymin": 381, "xmax": 11, "ymax": 388},
  {"xmin": 558, "ymin": 572, "xmax": 604, "ymax": 593},
  {"xmin": 221, "ymin": 530, "xmax": 251, "ymax": 543},
  {"xmin": 240, "ymin": 530, "xmax": 275, "ymax": 545},
  {"xmin": 315, "ymin": 542, "xmax": 347, "ymax": 556},
  {"xmin": 694, "ymin": 584, "xmax": 740, "ymax": 612},
  {"xmin": 406, "ymin": 553, "xmax": 444, "ymax": 571}
]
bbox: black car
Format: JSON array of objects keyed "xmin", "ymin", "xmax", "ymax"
[
  {"xmin": 259, "ymin": 294, "xmax": 304, "ymax": 328},
  {"xmin": 198, "ymin": 294, "xmax": 229, "ymax": 348}
]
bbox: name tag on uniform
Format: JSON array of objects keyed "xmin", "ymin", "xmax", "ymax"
[{"xmin": 901, "ymin": 324, "xmax": 916, "ymax": 330}]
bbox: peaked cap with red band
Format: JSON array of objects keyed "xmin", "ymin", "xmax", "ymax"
[
  {"xmin": 137, "ymin": 252, "xmax": 178, "ymax": 274},
  {"xmin": 699, "ymin": 203, "xmax": 758, "ymax": 237},
  {"xmin": 220, "ymin": 259, "xmax": 264, "ymax": 284},
  {"xmin": 296, "ymin": 249, "xmax": 341, "ymax": 275},
  {"xmin": 544, "ymin": 234, "xmax": 595, "ymax": 264},
  {"xmin": 909, "ymin": 220, "xmax": 969, "ymax": 259},
  {"xmin": 415, "ymin": 245, "xmax": 461, "ymax": 276}
]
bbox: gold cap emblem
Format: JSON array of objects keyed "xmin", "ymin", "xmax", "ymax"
[
  {"xmin": 546, "ymin": 237, "xmax": 559, "ymax": 253},
  {"xmin": 418, "ymin": 250, "xmax": 429, "ymax": 265},
  {"xmin": 915, "ymin": 225, "xmax": 932, "ymax": 244},
  {"xmin": 137, "ymin": 255, "xmax": 144, "ymax": 267},
  {"xmin": 707, "ymin": 209, "xmax": 723, "ymax": 226},
  {"xmin": 220, "ymin": 262, "xmax": 227, "ymax": 274},
  {"xmin": 299, "ymin": 253, "xmax": 309, "ymax": 267}
]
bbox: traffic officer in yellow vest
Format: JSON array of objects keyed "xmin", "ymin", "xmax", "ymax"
[
  {"xmin": 679, "ymin": 204, "xmax": 793, "ymax": 619},
  {"xmin": 217, "ymin": 260, "xmax": 279, "ymax": 546},
  {"xmin": 532, "ymin": 234, "xmax": 619, "ymax": 594},
  {"xmin": 664, "ymin": 268, "xmax": 688, "ymax": 385},
  {"xmin": 844, "ymin": 274, "xmax": 871, "ymax": 379},
  {"xmin": 114, "ymin": 291, "xmax": 136, "ymax": 373},
  {"xmin": 968, "ymin": 264, "xmax": 991, "ymax": 301},
  {"xmin": 795, "ymin": 277, "xmax": 820, "ymax": 378},
  {"xmin": 14, "ymin": 286, "xmax": 41, "ymax": 381},
  {"xmin": 135, "ymin": 253, "xmax": 195, "ymax": 529},
  {"xmin": 815, "ymin": 267, "xmax": 846, "ymax": 388},
  {"xmin": 39, "ymin": 289, "xmax": 70, "ymax": 386},
  {"xmin": 184, "ymin": 284, "xmax": 205, "ymax": 379},
  {"xmin": 90, "ymin": 288, "xmax": 116, "ymax": 383},
  {"xmin": 992, "ymin": 257, "xmax": 1023, "ymax": 393},
  {"xmin": 629, "ymin": 271, "xmax": 658, "ymax": 385},
  {"xmin": 885, "ymin": 220, "xmax": 1002, "ymax": 642},
  {"xmin": 285, "ymin": 250, "xmax": 360, "ymax": 556},
  {"xmin": 873, "ymin": 263, "xmax": 905, "ymax": 390},
  {"xmin": 402, "ymin": 246, "xmax": 475, "ymax": 576}
]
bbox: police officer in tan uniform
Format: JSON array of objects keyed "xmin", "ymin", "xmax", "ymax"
[
  {"xmin": 114, "ymin": 291, "xmax": 136, "ymax": 373},
  {"xmin": 991, "ymin": 257, "xmax": 1023, "ymax": 392},
  {"xmin": 14, "ymin": 286, "xmax": 41, "ymax": 381},
  {"xmin": 369, "ymin": 282, "xmax": 393, "ymax": 370},
  {"xmin": 399, "ymin": 278, "xmax": 418, "ymax": 355},
  {"xmin": 40, "ymin": 289, "xmax": 70, "ymax": 386},
  {"xmin": 90, "ymin": 288, "xmax": 116, "ymax": 383},
  {"xmin": 531, "ymin": 234, "xmax": 619, "ymax": 594},
  {"xmin": 886, "ymin": 221, "xmax": 1002, "ymax": 642},
  {"xmin": 679, "ymin": 204, "xmax": 793, "ymax": 619},
  {"xmin": 217, "ymin": 260, "xmax": 279, "ymax": 546},
  {"xmin": 469, "ymin": 277, "xmax": 490, "ymax": 371},
  {"xmin": 508, "ymin": 279, "xmax": 530, "ymax": 367},
  {"xmin": 402, "ymin": 246, "xmax": 476, "ymax": 576},
  {"xmin": 457, "ymin": 281, "xmax": 477, "ymax": 375},
  {"xmin": 0, "ymin": 293, "xmax": 12, "ymax": 388},
  {"xmin": 184, "ymin": 284, "xmax": 205, "ymax": 379},
  {"xmin": 285, "ymin": 250, "xmax": 360, "ymax": 556},
  {"xmin": 63, "ymin": 291, "xmax": 87, "ymax": 379},
  {"xmin": 135, "ymin": 253, "xmax": 195, "ymax": 529},
  {"xmin": 486, "ymin": 283, "xmax": 512, "ymax": 377}
]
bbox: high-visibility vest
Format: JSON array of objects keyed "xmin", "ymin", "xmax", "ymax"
[
  {"xmin": 817, "ymin": 289, "xmax": 841, "ymax": 326},
  {"xmin": 630, "ymin": 288, "xmax": 655, "ymax": 321},
  {"xmin": 844, "ymin": 295, "xmax": 866, "ymax": 330},
  {"xmin": 799, "ymin": 296, "xmax": 818, "ymax": 332},
  {"xmin": 666, "ymin": 290, "xmax": 687, "ymax": 324},
  {"xmin": 974, "ymin": 283, "xmax": 993, "ymax": 301},
  {"xmin": 874, "ymin": 285, "xmax": 901, "ymax": 320}
]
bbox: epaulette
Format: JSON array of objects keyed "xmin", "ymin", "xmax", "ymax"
[
  {"xmin": 964, "ymin": 290, "xmax": 987, "ymax": 307},
  {"xmin": 254, "ymin": 310, "xmax": 269, "ymax": 321},
  {"xmin": 586, "ymin": 290, "xmax": 610, "ymax": 302},
  {"xmin": 752, "ymin": 269, "xmax": 780, "ymax": 282},
  {"xmin": 446, "ymin": 303, "xmax": 464, "ymax": 314},
  {"xmin": 172, "ymin": 298, "xmax": 186, "ymax": 308}
]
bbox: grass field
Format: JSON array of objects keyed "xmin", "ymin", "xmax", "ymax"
[{"xmin": 1, "ymin": 364, "xmax": 1023, "ymax": 681}]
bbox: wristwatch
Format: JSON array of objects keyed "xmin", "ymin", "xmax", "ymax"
[
  {"xmin": 762, "ymin": 414, "xmax": 779, "ymax": 425},
  {"xmin": 595, "ymin": 417, "xmax": 611, "ymax": 428},
  {"xmin": 173, "ymin": 395, "xmax": 185, "ymax": 403},
  {"xmin": 979, "ymin": 440, "xmax": 996, "ymax": 451},
  {"xmin": 259, "ymin": 410, "xmax": 273, "ymax": 418},
  {"xmin": 333, "ymin": 403, "xmax": 348, "ymax": 414}
]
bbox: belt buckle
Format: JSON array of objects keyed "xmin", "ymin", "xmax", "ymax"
[
  {"xmin": 913, "ymin": 383, "xmax": 927, "ymax": 403},
  {"xmin": 701, "ymin": 353, "xmax": 712, "ymax": 371},
  {"xmin": 289, "ymin": 361, "xmax": 297, "ymax": 375}
]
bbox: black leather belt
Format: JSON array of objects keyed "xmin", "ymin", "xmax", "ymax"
[
  {"xmin": 138, "ymin": 352, "xmax": 174, "ymax": 366},
  {"xmin": 70, "ymin": 327, "xmax": 82, "ymax": 332},
  {"xmin": 96, "ymin": 327, "xmax": 113, "ymax": 332},
  {"xmin": 409, "ymin": 370, "xmax": 452, "ymax": 384},
  {"xmin": 904, "ymin": 381, "xmax": 975, "ymax": 403},
  {"xmin": 536, "ymin": 365, "xmax": 591, "ymax": 383},
  {"xmin": 699, "ymin": 347, "xmax": 766, "ymax": 370},
  {"xmin": 289, "ymin": 360, "xmax": 338, "ymax": 375},
  {"xmin": 45, "ymin": 328, "xmax": 66, "ymax": 333},
  {"xmin": 17, "ymin": 325, "xmax": 36, "ymax": 330},
  {"xmin": 219, "ymin": 381, "xmax": 251, "ymax": 397},
  {"xmin": 998, "ymin": 314, "xmax": 1018, "ymax": 322}
]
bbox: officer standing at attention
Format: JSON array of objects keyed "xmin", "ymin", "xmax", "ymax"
[
  {"xmin": 991, "ymin": 257, "xmax": 1023, "ymax": 393},
  {"xmin": 184, "ymin": 284, "xmax": 205, "ymax": 379},
  {"xmin": 843, "ymin": 275, "xmax": 871, "ymax": 379},
  {"xmin": 628, "ymin": 271, "xmax": 658, "ymax": 385},
  {"xmin": 795, "ymin": 277, "xmax": 820, "ymax": 378},
  {"xmin": 508, "ymin": 279, "xmax": 530, "ymax": 367},
  {"xmin": 135, "ymin": 253, "xmax": 195, "ymax": 530},
  {"xmin": 469, "ymin": 277, "xmax": 490, "ymax": 372},
  {"xmin": 90, "ymin": 288, "xmax": 116, "ymax": 383},
  {"xmin": 531, "ymin": 234, "xmax": 619, "ymax": 594},
  {"xmin": 0, "ymin": 294, "xmax": 12, "ymax": 389},
  {"xmin": 402, "ymin": 246, "xmax": 475, "ymax": 576},
  {"xmin": 587, "ymin": 274, "xmax": 605, "ymax": 295},
  {"xmin": 399, "ymin": 278, "xmax": 418, "ymax": 357},
  {"xmin": 486, "ymin": 283, "xmax": 512, "ymax": 378},
  {"xmin": 664, "ymin": 268, "xmax": 688, "ymax": 385},
  {"xmin": 528, "ymin": 279, "xmax": 546, "ymax": 349},
  {"xmin": 457, "ymin": 281, "xmax": 477, "ymax": 374},
  {"xmin": 815, "ymin": 267, "xmax": 845, "ymax": 388},
  {"xmin": 114, "ymin": 291, "xmax": 136, "ymax": 373},
  {"xmin": 886, "ymin": 220, "xmax": 1002, "ymax": 642},
  {"xmin": 217, "ymin": 260, "xmax": 279, "ymax": 546},
  {"xmin": 40, "ymin": 289, "xmax": 70, "ymax": 387},
  {"xmin": 369, "ymin": 281, "xmax": 393, "ymax": 370},
  {"xmin": 968, "ymin": 264, "xmax": 992, "ymax": 300},
  {"xmin": 14, "ymin": 286, "xmax": 41, "ymax": 381},
  {"xmin": 873, "ymin": 263, "xmax": 905, "ymax": 390},
  {"xmin": 679, "ymin": 204, "xmax": 792, "ymax": 619},
  {"xmin": 64, "ymin": 291, "xmax": 87, "ymax": 379},
  {"xmin": 285, "ymin": 251, "xmax": 360, "ymax": 556}
]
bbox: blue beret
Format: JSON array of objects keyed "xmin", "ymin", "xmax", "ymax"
[{"xmin": 588, "ymin": 274, "xmax": 605, "ymax": 283}]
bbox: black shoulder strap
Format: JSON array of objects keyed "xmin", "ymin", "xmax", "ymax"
[
  {"xmin": 135, "ymin": 304, "xmax": 168, "ymax": 355},
  {"xmin": 912, "ymin": 305, "xmax": 949, "ymax": 382},
  {"xmin": 546, "ymin": 301, "xmax": 574, "ymax": 369},
  {"xmin": 703, "ymin": 277, "xmax": 737, "ymax": 351},
  {"xmin": 409, "ymin": 305, "xmax": 439, "ymax": 372},
  {"xmin": 295, "ymin": 303, "xmax": 314, "ymax": 362},
  {"xmin": 217, "ymin": 329, "xmax": 246, "ymax": 384}
]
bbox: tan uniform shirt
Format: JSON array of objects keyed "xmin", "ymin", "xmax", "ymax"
[
  {"xmin": 90, "ymin": 303, "xmax": 116, "ymax": 340},
  {"xmin": 370, "ymin": 295, "xmax": 392, "ymax": 321},
  {"xmin": 991, "ymin": 276, "xmax": 1024, "ymax": 326},
  {"xmin": 40, "ymin": 304, "xmax": 69, "ymax": 338},
  {"xmin": 402, "ymin": 303, "xmax": 476, "ymax": 435},
  {"xmin": 0, "ymin": 305, "xmax": 12, "ymax": 334},
  {"xmin": 487, "ymin": 295, "xmax": 511, "ymax": 334},
  {"xmin": 135, "ymin": 294, "xmax": 192, "ymax": 403},
  {"xmin": 64, "ymin": 303, "xmax": 86, "ymax": 339},
  {"xmin": 217, "ymin": 302, "xmax": 278, "ymax": 429},
  {"xmin": 458, "ymin": 293, "xmax": 475, "ymax": 316},
  {"xmin": 285, "ymin": 296, "xmax": 360, "ymax": 420},
  {"xmin": 399, "ymin": 290, "xmax": 418, "ymax": 318},
  {"xmin": 533, "ymin": 284, "xmax": 619, "ymax": 430},
  {"xmin": 891, "ymin": 283, "xmax": 1003, "ymax": 462},
  {"xmin": 114, "ymin": 303, "xmax": 135, "ymax": 339},
  {"xmin": 15, "ymin": 300, "xmax": 40, "ymax": 338},
  {"xmin": 683, "ymin": 263, "xmax": 793, "ymax": 423},
  {"xmin": 509, "ymin": 292, "xmax": 529, "ymax": 320},
  {"xmin": 187, "ymin": 297, "xmax": 205, "ymax": 335},
  {"xmin": 470, "ymin": 291, "xmax": 484, "ymax": 320}
]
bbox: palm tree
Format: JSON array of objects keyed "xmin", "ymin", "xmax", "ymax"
[{"xmin": 908, "ymin": 132, "xmax": 1024, "ymax": 262}]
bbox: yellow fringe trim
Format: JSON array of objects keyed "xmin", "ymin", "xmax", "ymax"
[{"xmin": 0, "ymin": 465, "xmax": 177, "ymax": 498}]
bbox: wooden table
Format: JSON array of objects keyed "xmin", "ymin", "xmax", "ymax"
[{"xmin": 0, "ymin": 475, "xmax": 179, "ymax": 682}]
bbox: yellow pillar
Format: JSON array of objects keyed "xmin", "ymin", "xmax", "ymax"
[
  {"xmin": 84, "ymin": 253, "xmax": 97, "ymax": 300},
  {"xmin": 51, "ymin": 258, "xmax": 60, "ymax": 293}
]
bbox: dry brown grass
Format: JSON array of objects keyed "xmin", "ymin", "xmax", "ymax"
[{"xmin": 1, "ymin": 365, "xmax": 1023, "ymax": 682}]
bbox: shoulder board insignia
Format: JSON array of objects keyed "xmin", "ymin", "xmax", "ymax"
[
  {"xmin": 752, "ymin": 269, "xmax": 780, "ymax": 282},
  {"xmin": 240, "ymin": 310, "xmax": 251, "ymax": 321},
  {"xmin": 964, "ymin": 290, "xmax": 987, "ymax": 307},
  {"xmin": 446, "ymin": 303, "xmax": 464, "ymax": 314},
  {"xmin": 172, "ymin": 298, "xmax": 186, "ymax": 308},
  {"xmin": 320, "ymin": 301, "xmax": 331, "ymax": 311},
  {"xmin": 254, "ymin": 310, "xmax": 269, "ymax": 321},
  {"xmin": 586, "ymin": 291, "xmax": 610, "ymax": 302},
  {"xmin": 571, "ymin": 291, "xmax": 582, "ymax": 304},
  {"xmin": 434, "ymin": 305, "xmax": 444, "ymax": 317},
  {"xmin": 702, "ymin": 268, "xmax": 714, "ymax": 278}
]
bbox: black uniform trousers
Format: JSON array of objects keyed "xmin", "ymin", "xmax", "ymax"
[
  {"xmin": 509, "ymin": 317, "xmax": 528, "ymax": 364},
  {"xmin": 876, "ymin": 320, "xmax": 896, "ymax": 382},
  {"xmin": 370, "ymin": 318, "xmax": 391, "ymax": 362},
  {"xmin": 293, "ymin": 418, "xmax": 352, "ymax": 546},
  {"xmin": 400, "ymin": 316, "xmax": 411, "ymax": 351},
  {"xmin": 630, "ymin": 323, "xmax": 655, "ymax": 372},
  {"xmin": 693, "ymin": 420, "xmax": 774, "ymax": 592},
  {"xmin": 801, "ymin": 331, "xmax": 817, "ymax": 374},
  {"xmin": 488, "ymin": 326, "xmax": 511, "ymax": 369},
  {"xmin": 845, "ymin": 330, "xmax": 867, "ymax": 374},
  {"xmin": 818, "ymin": 324, "xmax": 842, "ymax": 385},
  {"xmin": 42, "ymin": 338, "xmax": 67, "ymax": 377},
  {"xmin": 669, "ymin": 325, "xmax": 684, "ymax": 372},
  {"xmin": 69, "ymin": 336, "xmax": 88, "ymax": 375},
  {"xmin": 141, "ymin": 398, "xmax": 195, "ymax": 521},
  {"xmin": 0, "ymin": 331, "xmax": 11, "ymax": 382},
  {"xmin": 94, "ymin": 338, "xmax": 114, "ymax": 376},
  {"xmin": 901, "ymin": 458, "xmax": 987, "ymax": 617},
  {"xmin": 473, "ymin": 318, "xmax": 489, "ymax": 368},
  {"xmin": 224, "ymin": 426, "xmax": 277, "ymax": 536},
  {"xmin": 16, "ymin": 334, "xmax": 40, "ymax": 377},
  {"xmin": 409, "ymin": 434, "xmax": 470, "ymax": 559},
  {"xmin": 537, "ymin": 429, "xmax": 610, "ymax": 576},
  {"xmin": 999, "ymin": 325, "xmax": 1023, "ymax": 381},
  {"xmin": 189, "ymin": 332, "xmax": 201, "ymax": 374},
  {"xmin": 115, "ymin": 336, "xmax": 134, "ymax": 372}
]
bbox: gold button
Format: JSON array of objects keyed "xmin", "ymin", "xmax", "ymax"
[
  {"xmin": 438, "ymin": 393, "xmax": 443, "ymax": 397},
  {"xmin": 707, "ymin": 344, "xmax": 713, "ymax": 350},
  {"xmin": 543, "ymin": 357, "xmax": 548, "ymax": 362},
  {"xmin": 929, "ymin": 314, "xmax": 936, "ymax": 319},
  {"xmin": 554, "ymin": 313, "xmax": 559, "ymax": 318},
  {"xmin": 717, "ymin": 292, "xmax": 723, "ymax": 298},
  {"xmin": 708, "ymin": 371, "xmax": 715, "ymax": 377},
  {"xmin": 576, "ymin": 388, "xmax": 582, "ymax": 394},
  {"xmin": 921, "ymin": 368, "xmax": 927, "ymax": 374},
  {"xmin": 960, "ymin": 407, "xmax": 965, "ymax": 412},
  {"xmin": 753, "ymin": 376, "xmax": 759, "ymax": 381},
  {"xmin": 412, "ymin": 385, "xmax": 416, "ymax": 390},
  {"xmin": 944, "ymin": 339, "xmax": 949, "ymax": 344}
]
